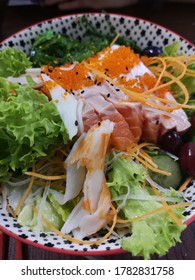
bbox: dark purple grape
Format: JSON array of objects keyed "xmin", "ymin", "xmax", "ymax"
[
  {"xmin": 179, "ymin": 142, "xmax": 195, "ymax": 176},
  {"xmin": 159, "ymin": 130, "xmax": 183, "ymax": 155},
  {"xmin": 191, "ymin": 112, "xmax": 195, "ymax": 129},
  {"xmin": 142, "ymin": 46, "xmax": 162, "ymax": 57}
]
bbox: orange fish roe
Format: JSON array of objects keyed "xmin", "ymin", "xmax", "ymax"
[
  {"xmin": 119, "ymin": 73, "xmax": 157, "ymax": 93},
  {"xmin": 157, "ymin": 85, "xmax": 171, "ymax": 97},
  {"xmin": 37, "ymin": 75, "xmax": 51, "ymax": 99},
  {"xmin": 42, "ymin": 46, "xmax": 170, "ymax": 98},
  {"xmin": 88, "ymin": 46, "xmax": 140, "ymax": 78},
  {"xmin": 140, "ymin": 73, "xmax": 157, "ymax": 89},
  {"xmin": 43, "ymin": 63, "xmax": 95, "ymax": 91},
  {"xmin": 119, "ymin": 77, "xmax": 143, "ymax": 93},
  {"xmin": 137, "ymin": 73, "xmax": 170, "ymax": 97},
  {"xmin": 140, "ymin": 55, "xmax": 151, "ymax": 65},
  {"xmin": 87, "ymin": 46, "xmax": 170, "ymax": 96}
]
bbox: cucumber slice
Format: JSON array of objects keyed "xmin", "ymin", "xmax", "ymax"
[{"xmin": 149, "ymin": 154, "xmax": 182, "ymax": 190}]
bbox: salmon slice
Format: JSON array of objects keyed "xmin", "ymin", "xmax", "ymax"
[
  {"xmin": 160, "ymin": 92, "xmax": 191, "ymax": 135},
  {"xmin": 82, "ymin": 102, "xmax": 101, "ymax": 132},
  {"xmin": 83, "ymin": 89, "xmax": 135, "ymax": 150},
  {"xmin": 101, "ymin": 112, "xmax": 135, "ymax": 150},
  {"xmin": 141, "ymin": 108, "xmax": 161, "ymax": 143},
  {"xmin": 141, "ymin": 93, "xmax": 191, "ymax": 142},
  {"xmin": 117, "ymin": 105, "xmax": 143, "ymax": 142},
  {"xmin": 99, "ymin": 81, "xmax": 143, "ymax": 142},
  {"xmin": 42, "ymin": 47, "xmax": 190, "ymax": 147},
  {"xmin": 109, "ymin": 102, "xmax": 143, "ymax": 143}
]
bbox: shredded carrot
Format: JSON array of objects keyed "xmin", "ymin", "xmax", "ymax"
[
  {"xmin": 127, "ymin": 142, "xmax": 154, "ymax": 155},
  {"xmin": 25, "ymin": 172, "xmax": 66, "ymax": 181},
  {"xmin": 35, "ymin": 158, "xmax": 47, "ymax": 171},
  {"xmin": 186, "ymin": 72, "xmax": 195, "ymax": 78},
  {"xmin": 150, "ymin": 183, "xmax": 183, "ymax": 227},
  {"xmin": 15, "ymin": 169, "xmax": 36, "ymax": 216},
  {"xmin": 110, "ymin": 33, "xmax": 120, "ymax": 47},
  {"xmin": 144, "ymin": 56, "xmax": 195, "ymax": 107},
  {"xmin": 139, "ymin": 150, "xmax": 158, "ymax": 168},
  {"xmin": 126, "ymin": 143, "xmax": 169, "ymax": 176},
  {"xmin": 149, "ymin": 56, "xmax": 167, "ymax": 93},
  {"xmin": 84, "ymin": 50, "xmax": 195, "ymax": 112},
  {"xmin": 6, "ymin": 203, "xmax": 16, "ymax": 218},
  {"xmin": 33, "ymin": 204, "xmax": 117, "ymax": 245},
  {"xmin": 58, "ymin": 148, "xmax": 69, "ymax": 157},
  {"xmin": 84, "ymin": 63, "xmax": 183, "ymax": 112},
  {"xmin": 33, "ymin": 180, "xmax": 65, "ymax": 191},
  {"xmin": 134, "ymin": 154, "xmax": 171, "ymax": 176},
  {"xmin": 164, "ymin": 70, "xmax": 189, "ymax": 105},
  {"xmin": 117, "ymin": 201, "xmax": 191, "ymax": 224},
  {"xmin": 47, "ymin": 158, "xmax": 65, "ymax": 170},
  {"xmin": 178, "ymin": 177, "xmax": 193, "ymax": 192}
]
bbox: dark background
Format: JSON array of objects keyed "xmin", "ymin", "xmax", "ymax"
[{"xmin": 0, "ymin": 1, "xmax": 195, "ymax": 44}]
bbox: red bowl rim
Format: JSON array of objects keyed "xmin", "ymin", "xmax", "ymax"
[
  {"xmin": 1, "ymin": 215, "xmax": 194, "ymax": 256},
  {"xmin": 0, "ymin": 224, "xmax": 125, "ymax": 256}
]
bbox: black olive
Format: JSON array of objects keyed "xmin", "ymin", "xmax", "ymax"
[{"xmin": 142, "ymin": 46, "xmax": 162, "ymax": 57}]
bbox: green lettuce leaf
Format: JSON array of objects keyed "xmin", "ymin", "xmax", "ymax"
[
  {"xmin": 107, "ymin": 156, "xmax": 186, "ymax": 259},
  {"xmin": 0, "ymin": 47, "xmax": 32, "ymax": 77},
  {"xmin": 48, "ymin": 193, "xmax": 73, "ymax": 222},
  {"xmin": 171, "ymin": 64, "xmax": 195, "ymax": 119},
  {"xmin": 162, "ymin": 41, "xmax": 195, "ymax": 120},
  {"xmin": 0, "ymin": 77, "xmax": 10, "ymax": 100},
  {"xmin": 0, "ymin": 78, "xmax": 69, "ymax": 181},
  {"xmin": 162, "ymin": 41, "xmax": 181, "ymax": 57}
]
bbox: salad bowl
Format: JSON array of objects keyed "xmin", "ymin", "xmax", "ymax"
[{"xmin": 0, "ymin": 13, "xmax": 195, "ymax": 258}]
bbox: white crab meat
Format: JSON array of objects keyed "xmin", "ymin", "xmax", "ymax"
[
  {"xmin": 61, "ymin": 119, "xmax": 114, "ymax": 239},
  {"xmin": 41, "ymin": 74, "xmax": 79, "ymax": 140},
  {"xmin": 7, "ymin": 68, "xmax": 42, "ymax": 85}
]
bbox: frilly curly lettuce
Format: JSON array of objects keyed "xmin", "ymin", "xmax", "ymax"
[
  {"xmin": 0, "ymin": 47, "xmax": 32, "ymax": 78},
  {"xmin": 107, "ymin": 156, "xmax": 186, "ymax": 259},
  {"xmin": 0, "ymin": 78, "xmax": 69, "ymax": 181}
]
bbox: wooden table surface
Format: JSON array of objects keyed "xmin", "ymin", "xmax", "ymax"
[{"xmin": 0, "ymin": 1, "xmax": 195, "ymax": 260}]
